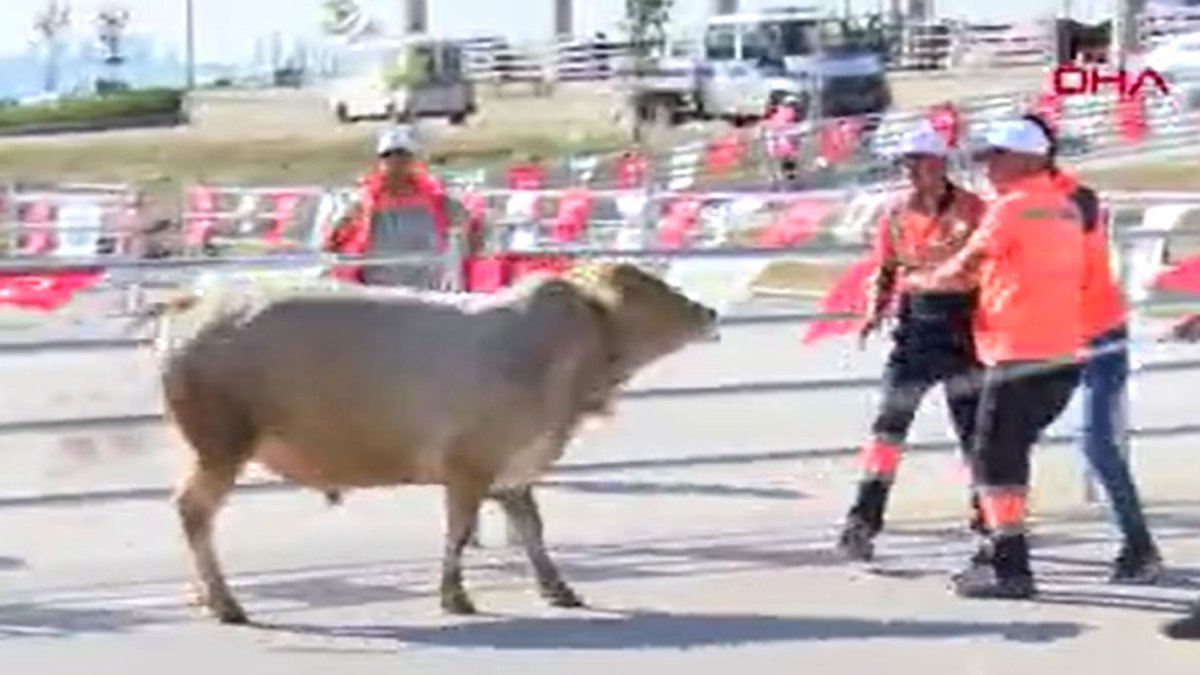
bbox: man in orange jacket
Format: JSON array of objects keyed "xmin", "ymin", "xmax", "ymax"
[
  {"xmin": 325, "ymin": 126, "xmax": 482, "ymax": 288},
  {"xmin": 909, "ymin": 118, "xmax": 1088, "ymax": 599},
  {"xmin": 836, "ymin": 121, "xmax": 987, "ymax": 562}
]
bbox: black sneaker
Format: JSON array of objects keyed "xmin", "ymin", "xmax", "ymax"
[
  {"xmin": 836, "ymin": 519, "xmax": 875, "ymax": 562},
  {"xmin": 1161, "ymin": 604, "xmax": 1200, "ymax": 640},
  {"xmin": 951, "ymin": 565, "xmax": 1037, "ymax": 600},
  {"xmin": 1109, "ymin": 544, "xmax": 1164, "ymax": 585}
]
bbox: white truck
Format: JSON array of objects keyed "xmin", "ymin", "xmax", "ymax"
[
  {"xmin": 628, "ymin": 6, "xmax": 892, "ymax": 127},
  {"xmin": 326, "ymin": 36, "xmax": 477, "ymax": 125}
]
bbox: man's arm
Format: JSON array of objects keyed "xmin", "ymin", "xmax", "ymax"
[{"xmin": 910, "ymin": 201, "xmax": 1007, "ymax": 290}]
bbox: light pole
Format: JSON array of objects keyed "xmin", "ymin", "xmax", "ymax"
[{"xmin": 185, "ymin": 0, "xmax": 195, "ymax": 90}]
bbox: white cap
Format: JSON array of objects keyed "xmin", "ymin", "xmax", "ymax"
[
  {"xmin": 977, "ymin": 119, "xmax": 1050, "ymax": 156},
  {"xmin": 891, "ymin": 121, "xmax": 949, "ymax": 158},
  {"xmin": 376, "ymin": 125, "xmax": 420, "ymax": 156}
]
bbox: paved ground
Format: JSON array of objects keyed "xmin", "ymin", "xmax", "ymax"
[{"xmin": 0, "ymin": 298, "xmax": 1199, "ymax": 672}]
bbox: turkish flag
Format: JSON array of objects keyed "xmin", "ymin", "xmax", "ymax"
[
  {"xmin": 506, "ymin": 163, "xmax": 545, "ymax": 190},
  {"xmin": 0, "ymin": 270, "xmax": 104, "ymax": 311},
  {"xmin": 509, "ymin": 253, "xmax": 573, "ymax": 281},
  {"xmin": 800, "ymin": 255, "xmax": 880, "ymax": 345},
  {"xmin": 1153, "ymin": 256, "xmax": 1200, "ymax": 295}
]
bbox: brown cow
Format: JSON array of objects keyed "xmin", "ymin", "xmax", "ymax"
[{"xmin": 139, "ymin": 262, "xmax": 717, "ymax": 625}]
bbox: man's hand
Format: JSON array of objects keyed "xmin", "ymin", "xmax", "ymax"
[
  {"xmin": 1162, "ymin": 314, "xmax": 1200, "ymax": 343},
  {"xmin": 857, "ymin": 312, "xmax": 886, "ymax": 350}
]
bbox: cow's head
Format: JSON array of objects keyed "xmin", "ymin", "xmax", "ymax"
[{"xmin": 569, "ymin": 262, "xmax": 719, "ymax": 376}]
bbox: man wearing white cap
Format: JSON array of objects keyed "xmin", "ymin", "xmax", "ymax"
[
  {"xmin": 325, "ymin": 125, "xmax": 481, "ymax": 288},
  {"xmin": 908, "ymin": 117, "xmax": 1088, "ymax": 599},
  {"xmin": 835, "ymin": 120, "xmax": 987, "ymax": 562}
]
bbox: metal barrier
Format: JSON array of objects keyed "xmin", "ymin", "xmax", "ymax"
[
  {"xmin": 0, "ymin": 192, "xmax": 1198, "ymax": 428},
  {"xmin": 1, "ymin": 183, "xmax": 143, "ymax": 259}
]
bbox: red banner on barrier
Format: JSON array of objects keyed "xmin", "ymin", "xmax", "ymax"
[
  {"xmin": 1153, "ymin": 255, "xmax": 1200, "ymax": 295},
  {"xmin": 551, "ymin": 189, "xmax": 594, "ymax": 243},
  {"xmin": 704, "ymin": 132, "xmax": 746, "ymax": 176},
  {"xmin": 758, "ymin": 199, "xmax": 832, "ymax": 248},
  {"xmin": 616, "ymin": 151, "xmax": 649, "ymax": 188},
  {"xmin": 506, "ymin": 163, "xmax": 546, "ymax": 191},
  {"xmin": 0, "ymin": 270, "xmax": 104, "ymax": 311},
  {"xmin": 658, "ymin": 197, "xmax": 703, "ymax": 249}
]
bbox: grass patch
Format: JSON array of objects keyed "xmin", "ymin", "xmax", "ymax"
[{"xmin": 0, "ymin": 88, "xmax": 183, "ymax": 130}]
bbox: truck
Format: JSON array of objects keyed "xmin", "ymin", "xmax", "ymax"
[
  {"xmin": 627, "ymin": 6, "xmax": 893, "ymax": 127},
  {"xmin": 325, "ymin": 36, "xmax": 477, "ymax": 125}
]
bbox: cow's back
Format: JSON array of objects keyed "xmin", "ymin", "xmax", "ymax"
[{"xmin": 166, "ymin": 284, "xmax": 610, "ymax": 489}]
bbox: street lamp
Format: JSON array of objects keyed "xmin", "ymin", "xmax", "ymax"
[{"xmin": 185, "ymin": 0, "xmax": 195, "ymax": 90}]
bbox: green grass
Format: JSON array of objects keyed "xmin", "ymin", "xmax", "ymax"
[{"xmin": 0, "ymin": 88, "xmax": 184, "ymax": 130}]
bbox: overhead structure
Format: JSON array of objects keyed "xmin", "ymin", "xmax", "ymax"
[{"xmin": 405, "ymin": 0, "xmax": 428, "ymax": 34}]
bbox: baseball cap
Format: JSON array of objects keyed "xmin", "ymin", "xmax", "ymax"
[
  {"xmin": 376, "ymin": 125, "xmax": 420, "ymax": 156},
  {"xmin": 974, "ymin": 119, "xmax": 1051, "ymax": 157},
  {"xmin": 891, "ymin": 121, "xmax": 950, "ymax": 158}
]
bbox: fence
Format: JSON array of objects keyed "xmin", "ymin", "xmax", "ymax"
[
  {"xmin": 450, "ymin": 10, "xmax": 1200, "ymax": 88},
  {"xmin": 0, "ymin": 183, "xmax": 143, "ymax": 259}
]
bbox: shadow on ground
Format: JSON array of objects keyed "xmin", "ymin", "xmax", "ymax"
[{"xmin": 258, "ymin": 609, "xmax": 1089, "ymax": 652}]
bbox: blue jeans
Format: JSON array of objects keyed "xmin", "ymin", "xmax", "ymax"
[{"xmin": 1081, "ymin": 324, "xmax": 1155, "ymax": 551}]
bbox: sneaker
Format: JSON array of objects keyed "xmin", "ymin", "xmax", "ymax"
[
  {"xmin": 1109, "ymin": 544, "xmax": 1164, "ymax": 585},
  {"xmin": 836, "ymin": 519, "xmax": 875, "ymax": 562},
  {"xmin": 1161, "ymin": 605, "xmax": 1200, "ymax": 640},
  {"xmin": 951, "ymin": 565, "xmax": 1037, "ymax": 600}
]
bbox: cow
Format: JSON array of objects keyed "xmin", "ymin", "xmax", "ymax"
[{"xmin": 135, "ymin": 262, "xmax": 718, "ymax": 625}]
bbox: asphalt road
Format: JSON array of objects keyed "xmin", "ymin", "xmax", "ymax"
[{"xmin": 0, "ymin": 297, "xmax": 1199, "ymax": 671}]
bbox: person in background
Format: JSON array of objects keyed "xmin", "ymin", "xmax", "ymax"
[
  {"xmin": 1016, "ymin": 112, "xmax": 1163, "ymax": 584},
  {"xmin": 325, "ymin": 125, "xmax": 482, "ymax": 289},
  {"xmin": 836, "ymin": 121, "xmax": 987, "ymax": 562},
  {"xmin": 908, "ymin": 118, "xmax": 1087, "ymax": 599}
]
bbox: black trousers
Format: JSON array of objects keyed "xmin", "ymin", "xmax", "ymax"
[
  {"xmin": 970, "ymin": 359, "xmax": 1083, "ymax": 488},
  {"xmin": 872, "ymin": 291, "xmax": 983, "ymax": 453}
]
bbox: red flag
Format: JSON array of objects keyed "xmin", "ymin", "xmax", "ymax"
[
  {"xmin": 510, "ymin": 253, "xmax": 573, "ymax": 282},
  {"xmin": 801, "ymin": 255, "xmax": 880, "ymax": 345},
  {"xmin": 551, "ymin": 189, "xmax": 594, "ymax": 243},
  {"xmin": 616, "ymin": 152, "xmax": 649, "ymax": 188},
  {"xmin": 18, "ymin": 202, "xmax": 55, "ymax": 255},
  {"xmin": 704, "ymin": 132, "xmax": 745, "ymax": 176},
  {"xmin": 928, "ymin": 102, "xmax": 962, "ymax": 148},
  {"xmin": 658, "ymin": 197, "xmax": 703, "ymax": 249},
  {"xmin": 1033, "ymin": 91, "xmax": 1063, "ymax": 132},
  {"xmin": 506, "ymin": 163, "xmax": 545, "ymax": 190},
  {"xmin": 265, "ymin": 192, "xmax": 304, "ymax": 243},
  {"xmin": 186, "ymin": 186, "xmax": 218, "ymax": 248},
  {"xmin": 758, "ymin": 199, "xmax": 832, "ymax": 248},
  {"xmin": 1153, "ymin": 256, "xmax": 1200, "ymax": 295},
  {"xmin": 465, "ymin": 255, "xmax": 511, "ymax": 293},
  {"xmin": 0, "ymin": 270, "xmax": 104, "ymax": 311},
  {"xmin": 1115, "ymin": 94, "xmax": 1147, "ymax": 145},
  {"xmin": 819, "ymin": 118, "xmax": 862, "ymax": 165}
]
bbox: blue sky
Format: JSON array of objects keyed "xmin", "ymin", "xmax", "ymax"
[{"xmin": 0, "ymin": 0, "xmax": 1121, "ymax": 64}]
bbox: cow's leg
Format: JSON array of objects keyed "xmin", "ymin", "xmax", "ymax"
[
  {"xmin": 175, "ymin": 458, "xmax": 248, "ymax": 624},
  {"xmin": 495, "ymin": 486, "xmax": 585, "ymax": 609},
  {"xmin": 440, "ymin": 474, "xmax": 489, "ymax": 615},
  {"xmin": 166, "ymin": 374, "xmax": 255, "ymax": 625}
]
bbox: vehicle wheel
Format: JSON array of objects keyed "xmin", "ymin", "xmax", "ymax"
[{"xmin": 449, "ymin": 112, "xmax": 468, "ymax": 126}]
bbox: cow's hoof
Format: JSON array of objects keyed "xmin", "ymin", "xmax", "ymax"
[
  {"xmin": 210, "ymin": 603, "xmax": 250, "ymax": 625},
  {"xmin": 441, "ymin": 592, "xmax": 478, "ymax": 616},
  {"xmin": 544, "ymin": 584, "xmax": 586, "ymax": 609}
]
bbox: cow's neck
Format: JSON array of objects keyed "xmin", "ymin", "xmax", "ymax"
[{"xmin": 576, "ymin": 294, "xmax": 626, "ymax": 413}]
